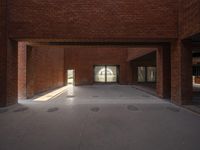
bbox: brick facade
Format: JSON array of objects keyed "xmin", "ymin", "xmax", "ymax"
[
  {"xmin": 7, "ymin": 0, "xmax": 178, "ymax": 40},
  {"xmin": 0, "ymin": 0, "xmax": 200, "ymax": 106}
]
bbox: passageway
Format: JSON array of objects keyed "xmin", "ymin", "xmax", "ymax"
[{"xmin": 0, "ymin": 85, "xmax": 200, "ymax": 150}]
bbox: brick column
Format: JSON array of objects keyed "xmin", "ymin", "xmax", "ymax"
[
  {"xmin": 0, "ymin": 41, "xmax": 18, "ymax": 107},
  {"xmin": 26, "ymin": 46, "xmax": 35, "ymax": 98},
  {"xmin": 0, "ymin": 46, "xmax": 7, "ymax": 106},
  {"xmin": 171, "ymin": 40, "xmax": 192, "ymax": 105},
  {"xmin": 0, "ymin": 0, "xmax": 7, "ymax": 106},
  {"xmin": 156, "ymin": 46, "xmax": 171, "ymax": 99},
  {"xmin": 18, "ymin": 42, "xmax": 27, "ymax": 99},
  {"xmin": 0, "ymin": 0, "xmax": 18, "ymax": 107}
]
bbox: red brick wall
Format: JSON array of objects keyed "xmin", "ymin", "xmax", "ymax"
[
  {"xmin": 8, "ymin": 0, "xmax": 178, "ymax": 40},
  {"xmin": 179, "ymin": 0, "xmax": 200, "ymax": 39},
  {"xmin": 18, "ymin": 42, "xmax": 27, "ymax": 99},
  {"xmin": 156, "ymin": 46, "xmax": 171, "ymax": 98},
  {"xmin": 64, "ymin": 47, "xmax": 129, "ymax": 85},
  {"xmin": 171, "ymin": 40, "xmax": 192, "ymax": 105},
  {"xmin": 26, "ymin": 46, "xmax": 65, "ymax": 98},
  {"xmin": 0, "ymin": 0, "xmax": 8, "ymax": 106},
  {"xmin": 0, "ymin": 0, "xmax": 19, "ymax": 106},
  {"xmin": 127, "ymin": 48, "xmax": 157, "ymax": 61}
]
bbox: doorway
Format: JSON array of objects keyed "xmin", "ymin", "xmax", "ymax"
[
  {"xmin": 94, "ymin": 65, "xmax": 119, "ymax": 83},
  {"xmin": 67, "ymin": 69, "xmax": 75, "ymax": 85},
  {"xmin": 192, "ymin": 51, "xmax": 200, "ymax": 104}
]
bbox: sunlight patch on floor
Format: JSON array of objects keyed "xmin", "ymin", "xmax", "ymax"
[{"xmin": 34, "ymin": 86, "xmax": 68, "ymax": 102}]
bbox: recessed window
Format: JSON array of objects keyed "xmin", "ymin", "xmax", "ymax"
[
  {"xmin": 147, "ymin": 67, "xmax": 156, "ymax": 82},
  {"xmin": 138, "ymin": 67, "xmax": 146, "ymax": 82},
  {"xmin": 94, "ymin": 65, "xmax": 119, "ymax": 83},
  {"xmin": 138, "ymin": 66, "xmax": 156, "ymax": 82}
]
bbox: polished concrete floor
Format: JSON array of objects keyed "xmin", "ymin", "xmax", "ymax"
[{"xmin": 0, "ymin": 85, "xmax": 200, "ymax": 150}]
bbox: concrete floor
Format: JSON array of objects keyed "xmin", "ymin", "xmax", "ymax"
[{"xmin": 0, "ymin": 85, "xmax": 200, "ymax": 150}]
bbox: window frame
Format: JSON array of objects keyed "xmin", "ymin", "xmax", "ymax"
[
  {"xmin": 137, "ymin": 66, "xmax": 156, "ymax": 83},
  {"xmin": 93, "ymin": 65, "xmax": 120, "ymax": 83}
]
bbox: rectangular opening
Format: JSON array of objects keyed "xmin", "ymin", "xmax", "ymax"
[
  {"xmin": 137, "ymin": 66, "xmax": 156, "ymax": 83},
  {"xmin": 67, "ymin": 69, "xmax": 75, "ymax": 85},
  {"xmin": 192, "ymin": 51, "xmax": 200, "ymax": 104},
  {"xmin": 137, "ymin": 67, "xmax": 146, "ymax": 82},
  {"xmin": 147, "ymin": 67, "xmax": 156, "ymax": 82},
  {"xmin": 94, "ymin": 65, "xmax": 119, "ymax": 83}
]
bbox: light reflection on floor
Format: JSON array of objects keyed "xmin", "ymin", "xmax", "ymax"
[
  {"xmin": 66, "ymin": 84, "xmax": 75, "ymax": 96},
  {"xmin": 33, "ymin": 86, "xmax": 68, "ymax": 102},
  {"xmin": 65, "ymin": 85, "xmax": 75, "ymax": 104}
]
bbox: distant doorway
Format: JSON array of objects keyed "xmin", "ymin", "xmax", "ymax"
[
  {"xmin": 67, "ymin": 69, "xmax": 75, "ymax": 85},
  {"xmin": 94, "ymin": 65, "xmax": 119, "ymax": 83}
]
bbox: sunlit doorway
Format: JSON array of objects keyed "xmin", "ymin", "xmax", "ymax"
[{"xmin": 67, "ymin": 69, "xmax": 75, "ymax": 85}]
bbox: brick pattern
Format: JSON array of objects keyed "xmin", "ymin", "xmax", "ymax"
[
  {"xmin": 26, "ymin": 46, "xmax": 65, "ymax": 98},
  {"xmin": 171, "ymin": 40, "xmax": 192, "ymax": 105},
  {"xmin": 179, "ymin": 0, "xmax": 200, "ymax": 38},
  {"xmin": 0, "ymin": 0, "xmax": 7, "ymax": 106},
  {"xmin": 6, "ymin": 40, "xmax": 18, "ymax": 106},
  {"xmin": 64, "ymin": 47, "xmax": 129, "ymax": 85},
  {"xmin": 156, "ymin": 46, "xmax": 171, "ymax": 99},
  {"xmin": 7, "ymin": 0, "xmax": 178, "ymax": 39},
  {"xmin": 127, "ymin": 48, "xmax": 157, "ymax": 61},
  {"xmin": 18, "ymin": 42, "xmax": 27, "ymax": 99},
  {"xmin": 1, "ymin": 0, "xmax": 200, "ymax": 106}
]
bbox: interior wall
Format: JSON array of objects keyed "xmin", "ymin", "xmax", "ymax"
[
  {"xmin": 64, "ymin": 47, "xmax": 130, "ymax": 85},
  {"xmin": 26, "ymin": 46, "xmax": 65, "ymax": 98}
]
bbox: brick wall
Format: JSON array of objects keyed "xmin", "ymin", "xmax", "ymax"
[
  {"xmin": 26, "ymin": 46, "xmax": 65, "ymax": 98},
  {"xmin": 127, "ymin": 48, "xmax": 157, "ymax": 61},
  {"xmin": 18, "ymin": 42, "xmax": 27, "ymax": 99},
  {"xmin": 0, "ymin": 0, "xmax": 8, "ymax": 106},
  {"xmin": 171, "ymin": 40, "xmax": 192, "ymax": 105},
  {"xmin": 179, "ymin": 0, "xmax": 200, "ymax": 39},
  {"xmin": 8, "ymin": 0, "xmax": 178, "ymax": 40},
  {"xmin": 64, "ymin": 47, "xmax": 129, "ymax": 85}
]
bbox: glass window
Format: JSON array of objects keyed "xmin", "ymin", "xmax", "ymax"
[
  {"xmin": 94, "ymin": 65, "xmax": 118, "ymax": 83},
  {"xmin": 147, "ymin": 67, "xmax": 156, "ymax": 82},
  {"xmin": 106, "ymin": 66, "xmax": 117, "ymax": 82},
  {"xmin": 94, "ymin": 66, "xmax": 106, "ymax": 82},
  {"xmin": 138, "ymin": 67, "xmax": 146, "ymax": 82}
]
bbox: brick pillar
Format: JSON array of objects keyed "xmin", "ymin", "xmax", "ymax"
[
  {"xmin": 18, "ymin": 42, "xmax": 27, "ymax": 99},
  {"xmin": 26, "ymin": 46, "xmax": 35, "ymax": 98},
  {"xmin": 0, "ymin": 0, "xmax": 7, "ymax": 106},
  {"xmin": 125, "ymin": 62, "xmax": 133, "ymax": 84},
  {"xmin": 156, "ymin": 46, "xmax": 171, "ymax": 99},
  {"xmin": 0, "ymin": 40, "xmax": 18, "ymax": 107},
  {"xmin": 171, "ymin": 40, "xmax": 192, "ymax": 105},
  {"xmin": 0, "ymin": 1, "xmax": 18, "ymax": 107}
]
